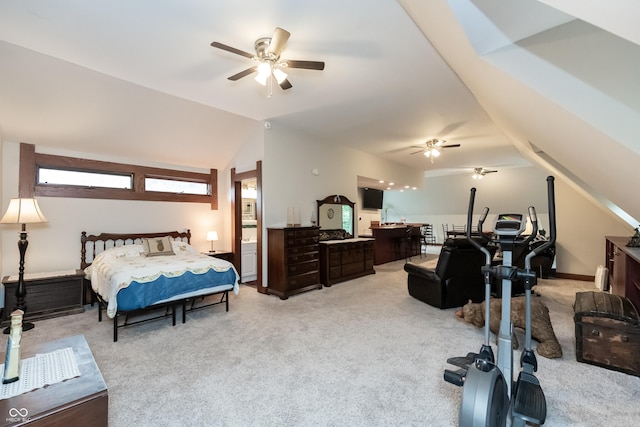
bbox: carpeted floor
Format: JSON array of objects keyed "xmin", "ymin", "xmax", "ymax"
[{"xmin": 22, "ymin": 252, "xmax": 640, "ymax": 426}]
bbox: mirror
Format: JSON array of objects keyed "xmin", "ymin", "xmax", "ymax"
[
  {"xmin": 242, "ymin": 199, "xmax": 256, "ymax": 220},
  {"xmin": 317, "ymin": 195, "xmax": 355, "ymax": 237}
]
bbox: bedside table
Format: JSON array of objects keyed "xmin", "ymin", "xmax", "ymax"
[
  {"xmin": 204, "ymin": 251, "xmax": 234, "ymax": 263},
  {"xmin": 2, "ymin": 269, "xmax": 85, "ymax": 325}
]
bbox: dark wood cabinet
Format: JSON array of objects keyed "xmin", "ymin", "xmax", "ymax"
[
  {"xmin": 606, "ymin": 236, "xmax": 640, "ymax": 310},
  {"xmin": 2, "ymin": 270, "xmax": 85, "ymax": 325},
  {"xmin": 319, "ymin": 239, "xmax": 375, "ymax": 286},
  {"xmin": 204, "ymin": 251, "xmax": 234, "ymax": 263},
  {"xmin": 267, "ymin": 227, "xmax": 321, "ymax": 299}
]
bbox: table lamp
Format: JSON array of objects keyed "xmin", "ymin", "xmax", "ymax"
[
  {"xmin": 206, "ymin": 230, "xmax": 219, "ymax": 253},
  {"xmin": 1, "ymin": 198, "xmax": 48, "ymax": 333}
]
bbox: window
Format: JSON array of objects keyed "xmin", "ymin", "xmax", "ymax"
[
  {"xmin": 19, "ymin": 143, "xmax": 218, "ymax": 208},
  {"xmin": 145, "ymin": 177, "xmax": 209, "ymax": 195},
  {"xmin": 38, "ymin": 168, "xmax": 133, "ymax": 189}
]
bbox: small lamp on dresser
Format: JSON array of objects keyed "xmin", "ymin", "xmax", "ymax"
[
  {"xmin": 1, "ymin": 197, "xmax": 48, "ymax": 333},
  {"xmin": 206, "ymin": 230, "xmax": 219, "ymax": 253}
]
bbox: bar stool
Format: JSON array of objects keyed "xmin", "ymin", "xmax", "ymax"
[
  {"xmin": 395, "ymin": 226, "xmax": 415, "ymax": 262},
  {"xmin": 420, "ymin": 224, "xmax": 435, "ymax": 257}
]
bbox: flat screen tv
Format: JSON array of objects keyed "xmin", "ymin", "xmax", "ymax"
[{"xmin": 362, "ymin": 188, "xmax": 384, "ymax": 210}]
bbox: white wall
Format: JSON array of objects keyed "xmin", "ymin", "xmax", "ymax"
[
  {"xmin": 262, "ymin": 123, "xmax": 423, "ymax": 231},
  {"xmin": 385, "ymin": 167, "xmax": 550, "ymax": 242},
  {"xmin": 384, "ymin": 165, "xmax": 631, "ymax": 276}
]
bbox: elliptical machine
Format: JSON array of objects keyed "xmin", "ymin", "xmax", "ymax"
[{"xmin": 444, "ymin": 176, "xmax": 557, "ymax": 426}]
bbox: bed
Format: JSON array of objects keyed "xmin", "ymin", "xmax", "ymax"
[{"xmin": 81, "ymin": 230, "xmax": 239, "ymax": 341}]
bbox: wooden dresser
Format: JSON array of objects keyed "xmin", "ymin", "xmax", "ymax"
[
  {"xmin": 606, "ymin": 236, "xmax": 640, "ymax": 310},
  {"xmin": 319, "ymin": 238, "xmax": 375, "ymax": 286},
  {"xmin": 267, "ymin": 226, "xmax": 321, "ymax": 299}
]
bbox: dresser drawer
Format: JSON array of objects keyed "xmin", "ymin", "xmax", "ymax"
[
  {"xmin": 287, "ymin": 260, "xmax": 319, "ymax": 276},
  {"xmin": 287, "ymin": 252, "xmax": 318, "ymax": 264},
  {"xmin": 343, "ymin": 262, "xmax": 364, "ymax": 276},
  {"xmin": 287, "ymin": 271, "xmax": 320, "ymax": 289},
  {"xmin": 287, "ymin": 245, "xmax": 318, "ymax": 256},
  {"xmin": 329, "ymin": 266, "xmax": 342, "ymax": 279},
  {"xmin": 329, "ymin": 252, "xmax": 341, "ymax": 266},
  {"xmin": 342, "ymin": 246, "xmax": 364, "ymax": 264},
  {"xmin": 286, "ymin": 236, "xmax": 319, "ymax": 247},
  {"xmin": 285, "ymin": 228, "xmax": 319, "ymax": 239}
]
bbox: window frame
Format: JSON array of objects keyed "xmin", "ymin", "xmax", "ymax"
[{"xmin": 19, "ymin": 143, "xmax": 218, "ymax": 208}]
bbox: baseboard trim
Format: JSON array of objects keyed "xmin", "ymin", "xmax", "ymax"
[{"xmin": 554, "ymin": 272, "xmax": 594, "ymax": 282}]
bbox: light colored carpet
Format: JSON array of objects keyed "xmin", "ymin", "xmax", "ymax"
[{"xmin": 24, "ymin": 253, "xmax": 640, "ymax": 426}]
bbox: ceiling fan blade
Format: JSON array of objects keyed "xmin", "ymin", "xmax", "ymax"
[
  {"xmin": 283, "ymin": 60, "xmax": 325, "ymax": 70},
  {"xmin": 441, "ymin": 144, "xmax": 461, "ymax": 148},
  {"xmin": 210, "ymin": 42, "xmax": 255, "ymax": 59},
  {"xmin": 228, "ymin": 66, "xmax": 258, "ymax": 81},
  {"xmin": 410, "ymin": 149, "xmax": 425, "ymax": 155},
  {"xmin": 279, "ymin": 78, "xmax": 293, "ymax": 90},
  {"xmin": 267, "ymin": 27, "xmax": 290, "ymax": 57}
]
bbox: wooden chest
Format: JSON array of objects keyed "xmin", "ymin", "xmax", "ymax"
[
  {"xmin": 2, "ymin": 270, "xmax": 85, "ymax": 325},
  {"xmin": 574, "ymin": 291, "xmax": 640, "ymax": 377}
]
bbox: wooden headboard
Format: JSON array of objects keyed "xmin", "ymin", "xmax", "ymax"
[{"xmin": 80, "ymin": 230, "xmax": 191, "ymax": 270}]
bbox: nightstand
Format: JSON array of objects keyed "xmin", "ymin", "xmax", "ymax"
[
  {"xmin": 204, "ymin": 251, "xmax": 234, "ymax": 263},
  {"xmin": 2, "ymin": 269, "xmax": 85, "ymax": 325}
]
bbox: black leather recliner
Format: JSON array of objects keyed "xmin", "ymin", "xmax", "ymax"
[{"xmin": 404, "ymin": 238, "xmax": 495, "ymax": 309}]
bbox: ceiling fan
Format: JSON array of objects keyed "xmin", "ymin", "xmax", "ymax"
[
  {"xmin": 410, "ymin": 139, "xmax": 461, "ymax": 163},
  {"xmin": 472, "ymin": 167, "xmax": 498, "ymax": 179},
  {"xmin": 211, "ymin": 27, "xmax": 325, "ymax": 97}
]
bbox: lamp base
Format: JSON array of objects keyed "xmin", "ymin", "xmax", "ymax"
[{"xmin": 3, "ymin": 321, "xmax": 34, "ymax": 334}]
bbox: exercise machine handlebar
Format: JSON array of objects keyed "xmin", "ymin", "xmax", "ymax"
[
  {"xmin": 466, "ymin": 188, "xmax": 492, "ymax": 266},
  {"xmin": 524, "ymin": 176, "xmax": 556, "ymax": 269}
]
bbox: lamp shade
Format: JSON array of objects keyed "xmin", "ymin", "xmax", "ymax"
[
  {"xmin": 0, "ymin": 198, "xmax": 48, "ymax": 224},
  {"xmin": 206, "ymin": 231, "xmax": 219, "ymax": 242}
]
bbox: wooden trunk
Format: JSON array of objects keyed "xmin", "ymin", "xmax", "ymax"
[{"xmin": 574, "ymin": 291, "xmax": 640, "ymax": 377}]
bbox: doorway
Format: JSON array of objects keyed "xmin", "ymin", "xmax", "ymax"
[{"xmin": 231, "ymin": 162, "xmax": 263, "ymax": 292}]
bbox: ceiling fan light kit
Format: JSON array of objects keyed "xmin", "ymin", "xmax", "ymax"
[
  {"xmin": 411, "ymin": 138, "xmax": 460, "ymax": 163},
  {"xmin": 472, "ymin": 167, "xmax": 498, "ymax": 179},
  {"xmin": 211, "ymin": 27, "xmax": 325, "ymax": 97}
]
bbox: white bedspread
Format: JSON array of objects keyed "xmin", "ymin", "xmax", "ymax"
[{"xmin": 84, "ymin": 242, "xmax": 239, "ymax": 318}]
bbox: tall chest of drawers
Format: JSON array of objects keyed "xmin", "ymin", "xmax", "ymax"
[{"xmin": 267, "ymin": 226, "xmax": 321, "ymax": 299}]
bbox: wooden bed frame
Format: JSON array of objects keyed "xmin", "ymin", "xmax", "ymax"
[{"xmin": 81, "ymin": 230, "xmax": 232, "ymax": 341}]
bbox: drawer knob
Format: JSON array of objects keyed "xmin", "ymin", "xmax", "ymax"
[{"xmin": 590, "ymin": 329, "xmax": 600, "ymax": 337}]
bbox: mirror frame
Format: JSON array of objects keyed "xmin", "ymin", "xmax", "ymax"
[{"xmin": 317, "ymin": 195, "xmax": 355, "ymax": 236}]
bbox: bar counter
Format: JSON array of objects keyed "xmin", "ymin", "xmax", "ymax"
[{"xmin": 370, "ymin": 224, "xmax": 425, "ymax": 265}]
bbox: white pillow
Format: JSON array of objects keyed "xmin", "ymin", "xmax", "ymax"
[
  {"xmin": 171, "ymin": 240, "xmax": 200, "ymax": 255},
  {"xmin": 99, "ymin": 244, "xmax": 145, "ymax": 260}
]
